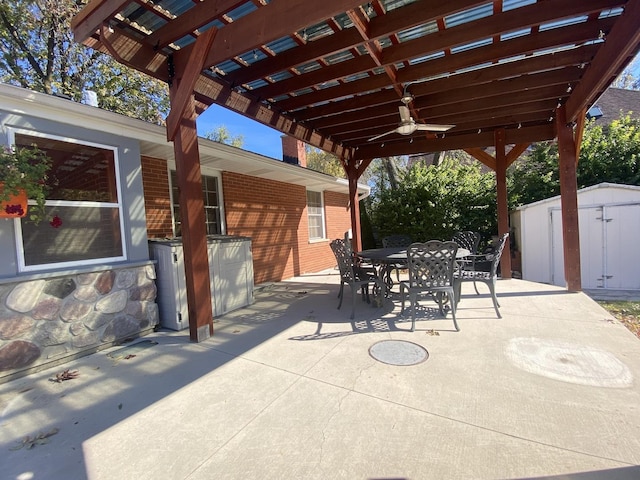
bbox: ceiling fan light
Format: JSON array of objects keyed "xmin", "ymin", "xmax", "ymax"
[{"xmin": 396, "ymin": 124, "xmax": 416, "ymax": 135}]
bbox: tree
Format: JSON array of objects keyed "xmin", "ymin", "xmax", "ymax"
[
  {"xmin": 0, "ymin": 0, "xmax": 169, "ymax": 124},
  {"xmin": 306, "ymin": 147, "xmax": 345, "ymax": 177},
  {"xmin": 507, "ymin": 113, "xmax": 640, "ymax": 207},
  {"xmin": 204, "ymin": 125, "xmax": 244, "ymax": 147},
  {"xmin": 612, "ymin": 56, "xmax": 640, "ymax": 90},
  {"xmin": 370, "ymin": 158, "xmax": 497, "ymax": 243}
]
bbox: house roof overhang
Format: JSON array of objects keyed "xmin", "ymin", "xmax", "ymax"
[
  {"xmin": 71, "ymin": 0, "xmax": 640, "ymax": 162},
  {"xmin": 0, "ymin": 83, "xmax": 368, "ymax": 196}
]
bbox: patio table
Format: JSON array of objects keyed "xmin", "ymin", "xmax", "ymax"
[{"xmin": 358, "ymin": 246, "xmax": 470, "ymax": 296}]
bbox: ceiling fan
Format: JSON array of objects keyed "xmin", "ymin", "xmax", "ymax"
[{"xmin": 368, "ymin": 90, "xmax": 454, "ymax": 142}]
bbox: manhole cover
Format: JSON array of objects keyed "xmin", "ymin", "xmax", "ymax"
[
  {"xmin": 369, "ymin": 340, "xmax": 429, "ymax": 366},
  {"xmin": 505, "ymin": 337, "xmax": 633, "ymax": 388}
]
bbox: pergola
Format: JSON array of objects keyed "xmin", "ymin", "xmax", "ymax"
[{"xmin": 72, "ymin": 0, "xmax": 640, "ymax": 342}]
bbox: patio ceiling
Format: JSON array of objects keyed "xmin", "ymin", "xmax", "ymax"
[{"xmin": 72, "ymin": 0, "xmax": 640, "ymax": 162}]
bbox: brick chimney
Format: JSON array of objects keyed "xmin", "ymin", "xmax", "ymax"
[{"xmin": 281, "ymin": 135, "xmax": 307, "ymax": 167}]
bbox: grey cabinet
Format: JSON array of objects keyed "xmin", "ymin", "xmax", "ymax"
[{"xmin": 149, "ymin": 236, "xmax": 253, "ymax": 330}]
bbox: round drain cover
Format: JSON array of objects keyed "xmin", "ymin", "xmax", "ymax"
[{"xmin": 369, "ymin": 340, "xmax": 429, "ymax": 366}]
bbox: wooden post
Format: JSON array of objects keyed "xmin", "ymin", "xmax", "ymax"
[
  {"xmin": 494, "ymin": 129, "xmax": 512, "ymax": 279},
  {"xmin": 556, "ymin": 105, "xmax": 582, "ymax": 291},
  {"xmin": 170, "ymin": 84, "xmax": 214, "ymax": 342},
  {"xmin": 348, "ymin": 169, "xmax": 362, "ymax": 252}
]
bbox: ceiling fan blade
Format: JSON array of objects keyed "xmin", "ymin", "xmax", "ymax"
[
  {"xmin": 414, "ymin": 123, "xmax": 455, "ymax": 132},
  {"xmin": 368, "ymin": 129, "xmax": 397, "ymax": 142},
  {"xmin": 398, "ymin": 105, "xmax": 412, "ymax": 123}
]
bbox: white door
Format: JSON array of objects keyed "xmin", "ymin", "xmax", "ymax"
[
  {"xmin": 551, "ymin": 209, "xmax": 564, "ymax": 287},
  {"xmin": 550, "ymin": 207, "xmax": 604, "ymax": 289},
  {"xmin": 551, "ymin": 203, "xmax": 640, "ymax": 290},
  {"xmin": 603, "ymin": 204, "xmax": 640, "ymax": 289},
  {"xmin": 578, "ymin": 207, "xmax": 605, "ymax": 289}
]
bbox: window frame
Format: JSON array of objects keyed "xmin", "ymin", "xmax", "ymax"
[
  {"xmin": 8, "ymin": 128, "xmax": 127, "ymax": 272},
  {"xmin": 306, "ymin": 189, "xmax": 326, "ymax": 241},
  {"xmin": 169, "ymin": 168, "xmax": 225, "ymax": 236}
]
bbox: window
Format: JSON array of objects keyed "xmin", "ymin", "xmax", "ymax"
[
  {"xmin": 306, "ymin": 190, "xmax": 325, "ymax": 240},
  {"xmin": 170, "ymin": 171, "xmax": 223, "ymax": 236},
  {"xmin": 12, "ymin": 131, "xmax": 125, "ymax": 271}
]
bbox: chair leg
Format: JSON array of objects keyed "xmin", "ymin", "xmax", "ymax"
[
  {"xmin": 488, "ymin": 279, "xmax": 501, "ymax": 318},
  {"xmin": 449, "ymin": 290, "xmax": 459, "ymax": 331},
  {"xmin": 337, "ymin": 282, "xmax": 344, "ymax": 309},
  {"xmin": 410, "ymin": 292, "xmax": 417, "ymax": 331},
  {"xmin": 473, "ymin": 280, "xmax": 480, "ymax": 295}
]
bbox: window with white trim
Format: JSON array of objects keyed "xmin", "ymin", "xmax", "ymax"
[
  {"xmin": 12, "ymin": 131, "xmax": 126, "ymax": 271},
  {"xmin": 306, "ymin": 190, "xmax": 326, "ymax": 240},
  {"xmin": 170, "ymin": 171, "xmax": 223, "ymax": 236}
]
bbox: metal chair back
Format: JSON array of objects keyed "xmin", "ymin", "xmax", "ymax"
[
  {"xmin": 452, "ymin": 231, "xmax": 481, "ymax": 254},
  {"xmin": 407, "ymin": 241, "xmax": 458, "ymax": 289},
  {"xmin": 382, "ymin": 234, "xmax": 413, "ymax": 248}
]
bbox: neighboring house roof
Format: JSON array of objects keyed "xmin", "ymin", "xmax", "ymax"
[
  {"xmin": 0, "ymin": 83, "xmax": 369, "ymax": 197},
  {"xmin": 590, "ymin": 87, "xmax": 640, "ymax": 124},
  {"xmin": 515, "ymin": 182, "xmax": 640, "ymax": 211}
]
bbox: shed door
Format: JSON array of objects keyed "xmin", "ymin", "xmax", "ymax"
[
  {"xmin": 603, "ymin": 204, "xmax": 640, "ymax": 289},
  {"xmin": 551, "ymin": 204, "xmax": 640, "ymax": 290},
  {"xmin": 550, "ymin": 207, "xmax": 604, "ymax": 288},
  {"xmin": 578, "ymin": 207, "xmax": 605, "ymax": 289}
]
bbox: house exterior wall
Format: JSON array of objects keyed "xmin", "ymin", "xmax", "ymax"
[
  {"xmin": 141, "ymin": 156, "xmax": 173, "ymax": 238},
  {"xmin": 0, "ymin": 106, "xmax": 159, "ymax": 383},
  {"xmin": 222, "ymin": 172, "xmax": 350, "ymax": 284},
  {"xmin": 141, "ymin": 161, "xmax": 352, "ymax": 285}
]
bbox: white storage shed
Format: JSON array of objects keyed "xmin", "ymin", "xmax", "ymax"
[{"xmin": 511, "ymin": 183, "xmax": 640, "ymax": 295}]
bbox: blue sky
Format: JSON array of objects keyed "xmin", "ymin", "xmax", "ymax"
[
  {"xmin": 197, "ymin": 105, "xmax": 284, "ymax": 160},
  {"xmin": 196, "ymin": 54, "xmax": 640, "ymax": 160}
]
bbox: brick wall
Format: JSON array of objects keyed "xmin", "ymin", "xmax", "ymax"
[
  {"xmin": 222, "ymin": 172, "xmax": 351, "ymax": 284},
  {"xmin": 141, "ymin": 156, "xmax": 173, "ymax": 238}
]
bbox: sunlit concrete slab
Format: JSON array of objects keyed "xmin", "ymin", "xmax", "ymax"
[{"xmin": 1, "ymin": 272, "xmax": 639, "ymax": 480}]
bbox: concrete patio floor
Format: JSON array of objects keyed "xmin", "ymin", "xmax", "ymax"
[{"xmin": 1, "ymin": 270, "xmax": 639, "ymax": 480}]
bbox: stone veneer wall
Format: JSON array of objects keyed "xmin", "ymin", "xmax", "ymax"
[{"xmin": 0, "ymin": 264, "xmax": 159, "ymax": 382}]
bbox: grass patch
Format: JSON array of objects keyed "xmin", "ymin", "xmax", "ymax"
[{"xmin": 598, "ymin": 301, "xmax": 640, "ymax": 340}]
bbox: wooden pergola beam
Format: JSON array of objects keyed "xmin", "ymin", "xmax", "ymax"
[
  {"xmin": 352, "ymin": 124, "xmax": 554, "ymax": 160},
  {"xmin": 166, "ymin": 27, "xmax": 218, "ymax": 141},
  {"xmin": 506, "ymin": 143, "xmax": 530, "ymax": 167},
  {"xmin": 71, "ymin": 0, "xmax": 129, "ymax": 43},
  {"xmin": 145, "ymin": 0, "xmax": 246, "ymax": 50},
  {"xmin": 464, "ymin": 148, "xmax": 497, "ymax": 171},
  {"xmin": 565, "ymin": 0, "xmax": 640, "ymax": 122},
  {"xmin": 397, "ymin": 16, "xmax": 615, "ymax": 85},
  {"xmin": 226, "ymin": 0, "xmax": 487, "ymax": 87},
  {"xmin": 197, "ymin": 0, "xmax": 366, "ymax": 70},
  {"xmin": 495, "ymin": 129, "xmax": 512, "ymax": 279}
]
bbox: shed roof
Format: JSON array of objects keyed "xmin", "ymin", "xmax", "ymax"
[{"xmin": 515, "ymin": 182, "xmax": 640, "ymax": 210}]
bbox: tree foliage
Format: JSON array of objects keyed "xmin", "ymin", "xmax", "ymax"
[
  {"xmin": 0, "ymin": 0, "xmax": 169, "ymax": 124},
  {"xmin": 306, "ymin": 147, "xmax": 345, "ymax": 178},
  {"xmin": 369, "ymin": 158, "xmax": 497, "ymax": 243},
  {"xmin": 204, "ymin": 125, "xmax": 244, "ymax": 147},
  {"xmin": 507, "ymin": 113, "xmax": 640, "ymax": 207}
]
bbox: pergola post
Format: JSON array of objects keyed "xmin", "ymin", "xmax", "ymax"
[
  {"xmin": 494, "ymin": 129, "xmax": 512, "ymax": 279},
  {"xmin": 555, "ymin": 105, "xmax": 582, "ymax": 291},
  {"xmin": 169, "ymin": 83, "xmax": 214, "ymax": 342},
  {"xmin": 347, "ymin": 167, "xmax": 362, "ymax": 252}
]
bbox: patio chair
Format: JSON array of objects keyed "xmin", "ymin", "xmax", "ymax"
[
  {"xmin": 452, "ymin": 230, "xmax": 482, "ymax": 291},
  {"xmin": 330, "ymin": 239, "xmax": 384, "ymax": 319},
  {"xmin": 400, "ymin": 241, "xmax": 459, "ymax": 332},
  {"xmin": 453, "ymin": 232, "xmax": 509, "ymax": 318},
  {"xmin": 451, "ymin": 231, "xmax": 481, "ymax": 257},
  {"xmin": 382, "ymin": 234, "xmax": 413, "ymax": 282}
]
